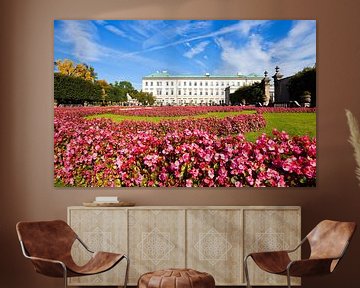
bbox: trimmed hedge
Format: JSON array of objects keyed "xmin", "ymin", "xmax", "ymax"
[{"xmin": 54, "ymin": 73, "xmax": 102, "ymax": 105}]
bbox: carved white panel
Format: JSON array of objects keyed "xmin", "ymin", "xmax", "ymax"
[
  {"xmin": 187, "ymin": 209, "xmax": 243, "ymax": 285},
  {"xmin": 128, "ymin": 209, "xmax": 185, "ymax": 284},
  {"xmin": 244, "ymin": 209, "xmax": 301, "ymax": 286},
  {"xmin": 68, "ymin": 208, "xmax": 127, "ymax": 286}
]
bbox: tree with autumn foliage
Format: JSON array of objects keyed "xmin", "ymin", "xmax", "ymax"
[
  {"xmin": 54, "ymin": 59, "xmax": 97, "ymax": 82},
  {"xmin": 96, "ymin": 79, "xmax": 111, "ymax": 104}
]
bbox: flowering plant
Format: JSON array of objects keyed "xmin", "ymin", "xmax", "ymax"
[{"xmin": 54, "ymin": 107, "xmax": 316, "ymax": 187}]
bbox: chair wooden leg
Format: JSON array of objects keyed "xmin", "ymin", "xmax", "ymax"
[{"xmin": 244, "ymin": 255, "xmax": 252, "ymax": 288}]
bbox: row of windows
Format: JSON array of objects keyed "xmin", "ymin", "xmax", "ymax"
[
  {"xmin": 155, "ymin": 90, "xmax": 225, "ymax": 96},
  {"xmin": 144, "ymin": 80, "xmax": 247, "ymax": 87},
  {"xmin": 157, "ymin": 99, "xmax": 223, "ymax": 105},
  {"xmin": 146, "ymin": 88, "xmax": 226, "ymax": 91}
]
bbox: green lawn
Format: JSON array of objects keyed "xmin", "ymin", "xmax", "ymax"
[
  {"xmin": 85, "ymin": 111, "xmax": 316, "ymax": 141},
  {"xmin": 245, "ymin": 113, "xmax": 316, "ymax": 142}
]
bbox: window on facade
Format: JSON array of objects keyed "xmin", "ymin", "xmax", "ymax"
[
  {"xmin": 200, "ymin": 82, "xmax": 202, "ymax": 86},
  {"xmin": 150, "ymin": 82, "xmax": 153, "ymax": 86},
  {"xmin": 145, "ymin": 82, "xmax": 148, "ymax": 86},
  {"xmin": 171, "ymin": 90, "xmax": 174, "ymax": 95},
  {"xmin": 166, "ymin": 91, "xmax": 168, "ymax": 95},
  {"xmin": 157, "ymin": 89, "xmax": 162, "ymax": 95},
  {"xmin": 216, "ymin": 82, "xmax": 219, "ymax": 86},
  {"xmin": 184, "ymin": 81, "xmax": 186, "ymax": 86},
  {"xmin": 205, "ymin": 91, "xmax": 208, "ymax": 95},
  {"xmin": 194, "ymin": 82, "xmax": 197, "ymax": 86},
  {"xmin": 189, "ymin": 91, "xmax": 192, "ymax": 95},
  {"xmin": 189, "ymin": 82, "xmax": 192, "ymax": 86},
  {"xmin": 200, "ymin": 91, "xmax": 202, "ymax": 95},
  {"xmin": 166, "ymin": 81, "xmax": 169, "ymax": 86},
  {"xmin": 205, "ymin": 82, "xmax": 208, "ymax": 86},
  {"xmin": 171, "ymin": 81, "xmax": 173, "ymax": 86},
  {"xmin": 178, "ymin": 90, "xmax": 181, "ymax": 95},
  {"xmin": 221, "ymin": 82, "xmax": 224, "ymax": 86}
]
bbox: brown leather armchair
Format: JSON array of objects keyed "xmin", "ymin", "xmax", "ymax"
[
  {"xmin": 244, "ymin": 220, "xmax": 356, "ymax": 288},
  {"xmin": 16, "ymin": 220, "xmax": 129, "ymax": 288}
]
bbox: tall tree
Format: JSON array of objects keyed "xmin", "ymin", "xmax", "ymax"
[
  {"xmin": 287, "ymin": 66, "xmax": 316, "ymax": 107},
  {"xmin": 96, "ymin": 80, "xmax": 111, "ymax": 104},
  {"xmin": 107, "ymin": 81, "xmax": 136, "ymax": 103},
  {"xmin": 230, "ymin": 81, "xmax": 264, "ymax": 105},
  {"xmin": 132, "ymin": 90, "xmax": 156, "ymax": 106},
  {"xmin": 54, "ymin": 59, "xmax": 97, "ymax": 82}
]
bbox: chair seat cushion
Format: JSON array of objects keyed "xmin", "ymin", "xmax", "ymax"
[
  {"xmin": 250, "ymin": 251, "xmax": 291, "ymax": 274},
  {"xmin": 67, "ymin": 252, "xmax": 124, "ymax": 276},
  {"xmin": 138, "ymin": 268, "xmax": 215, "ymax": 288}
]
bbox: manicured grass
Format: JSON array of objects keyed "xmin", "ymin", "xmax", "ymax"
[{"xmin": 244, "ymin": 113, "xmax": 316, "ymax": 142}]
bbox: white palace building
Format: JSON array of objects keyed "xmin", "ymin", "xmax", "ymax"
[{"xmin": 142, "ymin": 71, "xmax": 263, "ymax": 105}]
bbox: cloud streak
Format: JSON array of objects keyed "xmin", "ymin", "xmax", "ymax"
[
  {"xmin": 184, "ymin": 41, "xmax": 210, "ymax": 58},
  {"xmin": 56, "ymin": 20, "xmax": 165, "ymax": 68},
  {"xmin": 126, "ymin": 20, "xmax": 269, "ymax": 57},
  {"xmin": 60, "ymin": 20, "xmax": 102, "ymax": 62}
]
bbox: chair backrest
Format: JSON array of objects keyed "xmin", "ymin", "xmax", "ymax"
[
  {"xmin": 16, "ymin": 220, "xmax": 77, "ymax": 261},
  {"xmin": 306, "ymin": 220, "xmax": 356, "ymax": 265}
]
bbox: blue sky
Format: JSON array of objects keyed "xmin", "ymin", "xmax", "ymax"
[{"xmin": 54, "ymin": 20, "xmax": 316, "ymax": 89}]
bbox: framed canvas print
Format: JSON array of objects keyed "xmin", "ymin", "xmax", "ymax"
[{"xmin": 54, "ymin": 20, "xmax": 316, "ymax": 187}]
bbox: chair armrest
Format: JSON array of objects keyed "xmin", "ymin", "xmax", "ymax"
[
  {"xmin": 287, "ymin": 258, "xmax": 336, "ymax": 277},
  {"xmin": 26, "ymin": 255, "xmax": 67, "ymax": 278}
]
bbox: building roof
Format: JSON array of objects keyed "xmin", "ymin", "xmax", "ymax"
[{"xmin": 143, "ymin": 71, "xmax": 263, "ymax": 79}]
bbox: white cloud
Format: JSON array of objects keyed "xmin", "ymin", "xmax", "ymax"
[
  {"xmin": 57, "ymin": 20, "xmax": 164, "ymax": 69},
  {"xmin": 216, "ymin": 35, "xmax": 271, "ymax": 75},
  {"xmin": 175, "ymin": 20, "xmax": 212, "ymax": 36},
  {"xmin": 269, "ymin": 20, "xmax": 316, "ymax": 75},
  {"xmin": 104, "ymin": 25, "xmax": 126, "ymax": 37},
  {"xmin": 128, "ymin": 20, "xmax": 269, "ymax": 57},
  {"xmin": 184, "ymin": 41, "xmax": 210, "ymax": 58},
  {"xmin": 216, "ymin": 20, "xmax": 316, "ymax": 77},
  {"xmin": 94, "ymin": 20, "xmax": 107, "ymax": 26},
  {"xmin": 60, "ymin": 20, "xmax": 102, "ymax": 62}
]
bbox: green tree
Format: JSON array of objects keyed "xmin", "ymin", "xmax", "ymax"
[
  {"xmin": 132, "ymin": 90, "xmax": 156, "ymax": 106},
  {"xmin": 230, "ymin": 81, "xmax": 264, "ymax": 105},
  {"xmin": 54, "ymin": 73, "xmax": 102, "ymax": 105},
  {"xmin": 96, "ymin": 79, "xmax": 110, "ymax": 104},
  {"xmin": 108, "ymin": 81, "xmax": 135, "ymax": 103},
  {"xmin": 287, "ymin": 66, "xmax": 316, "ymax": 107}
]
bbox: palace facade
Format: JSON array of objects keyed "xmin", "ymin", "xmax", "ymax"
[{"xmin": 142, "ymin": 71, "xmax": 263, "ymax": 105}]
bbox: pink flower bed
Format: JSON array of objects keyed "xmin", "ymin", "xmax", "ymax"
[
  {"xmin": 54, "ymin": 107, "xmax": 316, "ymax": 187},
  {"xmin": 55, "ymin": 106, "xmax": 315, "ymax": 118}
]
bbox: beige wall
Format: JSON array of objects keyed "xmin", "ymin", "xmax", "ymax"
[{"xmin": 1, "ymin": 0, "xmax": 360, "ymax": 287}]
